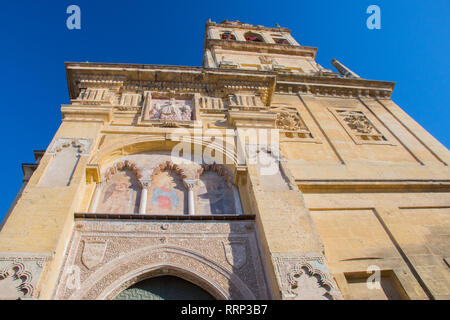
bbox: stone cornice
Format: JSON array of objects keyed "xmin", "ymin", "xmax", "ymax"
[
  {"xmin": 207, "ymin": 39, "xmax": 317, "ymax": 58},
  {"xmin": 60, "ymin": 105, "xmax": 112, "ymax": 123},
  {"xmin": 65, "ymin": 62, "xmax": 396, "ymax": 102},
  {"xmin": 206, "ymin": 20, "xmax": 291, "ymax": 33}
]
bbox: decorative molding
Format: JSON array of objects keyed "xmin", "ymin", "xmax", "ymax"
[
  {"xmin": 329, "ymin": 108, "xmax": 392, "ymax": 145},
  {"xmin": 151, "ymin": 161, "xmax": 187, "ymax": 180},
  {"xmin": 104, "ymin": 160, "xmax": 143, "ymax": 181},
  {"xmin": 183, "ymin": 179, "xmax": 198, "ymax": 191},
  {"xmin": 277, "ymin": 81, "xmax": 393, "ymax": 99},
  {"xmin": 53, "ymin": 220, "xmax": 270, "ymax": 300},
  {"xmin": 199, "ymin": 163, "xmax": 234, "ymax": 188},
  {"xmin": 272, "ymin": 252, "xmax": 342, "ymax": 300},
  {"xmin": 0, "ymin": 252, "xmax": 51, "ymax": 299},
  {"xmin": 271, "ymin": 105, "xmax": 318, "ymax": 142},
  {"xmin": 47, "ymin": 138, "xmax": 93, "ymax": 156}
]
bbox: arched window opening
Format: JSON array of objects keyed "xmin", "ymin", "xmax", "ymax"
[
  {"xmin": 114, "ymin": 276, "xmax": 215, "ymax": 300},
  {"xmin": 220, "ymin": 32, "xmax": 236, "ymax": 40},
  {"xmin": 96, "ymin": 164, "xmax": 142, "ymax": 214},
  {"xmin": 273, "ymin": 37, "xmax": 289, "ymax": 45},
  {"xmin": 244, "ymin": 32, "xmax": 264, "ymax": 42},
  {"xmin": 147, "ymin": 162, "xmax": 188, "ymax": 215},
  {"xmin": 197, "ymin": 164, "xmax": 242, "ymax": 215}
]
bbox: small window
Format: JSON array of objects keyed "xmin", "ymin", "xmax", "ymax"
[
  {"xmin": 244, "ymin": 32, "xmax": 264, "ymax": 42},
  {"xmin": 221, "ymin": 32, "xmax": 236, "ymax": 40},
  {"xmin": 273, "ymin": 37, "xmax": 289, "ymax": 45}
]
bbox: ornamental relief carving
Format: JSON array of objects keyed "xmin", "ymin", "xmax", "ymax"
[
  {"xmin": 53, "ymin": 220, "xmax": 270, "ymax": 300},
  {"xmin": 330, "ymin": 108, "xmax": 389, "ymax": 144},
  {"xmin": 272, "ymin": 253, "xmax": 342, "ymax": 300},
  {"xmin": 47, "ymin": 138, "xmax": 93, "ymax": 156},
  {"xmin": 149, "ymin": 98, "xmax": 192, "ymax": 121},
  {"xmin": 271, "ymin": 106, "xmax": 314, "ymax": 140},
  {"xmin": 338, "ymin": 110, "xmax": 375, "ymax": 134},
  {"xmin": 276, "ymin": 110, "xmax": 308, "ymax": 132},
  {"xmin": 0, "ymin": 253, "xmax": 50, "ymax": 299}
]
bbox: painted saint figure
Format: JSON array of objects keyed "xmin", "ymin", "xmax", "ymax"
[
  {"xmin": 98, "ymin": 171, "xmax": 139, "ymax": 213},
  {"xmin": 197, "ymin": 172, "xmax": 235, "ymax": 215},
  {"xmin": 148, "ymin": 172, "xmax": 182, "ymax": 214}
]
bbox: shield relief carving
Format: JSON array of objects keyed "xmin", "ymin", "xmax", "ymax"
[
  {"xmin": 81, "ymin": 240, "xmax": 107, "ymax": 270},
  {"xmin": 222, "ymin": 240, "xmax": 247, "ymax": 269}
]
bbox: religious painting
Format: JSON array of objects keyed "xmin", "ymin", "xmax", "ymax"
[
  {"xmin": 197, "ymin": 172, "xmax": 236, "ymax": 215},
  {"xmin": 96, "ymin": 170, "xmax": 140, "ymax": 213},
  {"xmin": 148, "ymin": 98, "xmax": 193, "ymax": 121},
  {"xmin": 147, "ymin": 171, "xmax": 186, "ymax": 214}
]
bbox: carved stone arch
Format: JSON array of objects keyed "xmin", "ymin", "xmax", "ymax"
[
  {"xmin": 287, "ymin": 262, "xmax": 339, "ymax": 300},
  {"xmin": 89, "ymin": 137, "xmax": 239, "ymax": 169},
  {"xmin": 198, "ymin": 163, "xmax": 234, "ymax": 188},
  {"xmin": 68, "ymin": 245, "xmax": 255, "ymax": 300},
  {"xmin": 95, "ymin": 160, "xmax": 143, "ymax": 214},
  {"xmin": 0, "ymin": 262, "xmax": 34, "ymax": 297},
  {"xmin": 197, "ymin": 163, "xmax": 241, "ymax": 215},
  {"xmin": 104, "ymin": 160, "xmax": 143, "ymax": 182},
  {"xmin": 150, "ymin": 160, "xmax": 187, "ymax": 180}
]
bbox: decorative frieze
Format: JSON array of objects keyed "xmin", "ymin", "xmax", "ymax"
[
  {"xmin": 228, "ymin": 94, "xmax": 266, "ymax": 111},
  {"xmin": 73, "ymin": 88, "xmax": 118, "ymax": 105},
  {"xmin": 119, "ymin": 93, "xmax": 143, "ymax": 107},
  {"xmin": 198, "ymin": 96, "xmax": 226, "ymax": 112},
  {"xmin": 276, "ymin": 83, "xmax": 393, "ymax": 99}
]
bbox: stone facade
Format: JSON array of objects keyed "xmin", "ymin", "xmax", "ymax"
[{"xmin": 0, "ymin": 19, "xmax": 449, "ymax": 300}]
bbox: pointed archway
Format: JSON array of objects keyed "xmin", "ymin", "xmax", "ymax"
[{"xmin": 113, "ymin": 275, "xmax": 215, "ymax": 300}]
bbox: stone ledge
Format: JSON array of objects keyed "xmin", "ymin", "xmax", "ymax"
[{"xmin": 74, "ymin": 213, "xmax": 255, "ymax": 221}]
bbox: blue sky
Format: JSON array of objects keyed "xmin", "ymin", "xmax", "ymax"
[{"xmin": 0, "ymin": 0, "xmax": 449, "ymax": 223}]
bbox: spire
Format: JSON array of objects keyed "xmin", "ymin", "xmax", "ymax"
[{"xmin": 331, "ymin": 59, "xmax": 361, "ymax": 79}]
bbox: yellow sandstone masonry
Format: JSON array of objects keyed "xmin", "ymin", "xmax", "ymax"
[{"xmin": 0, "ymin": 19, "xmax": 448, "ymax": 300}]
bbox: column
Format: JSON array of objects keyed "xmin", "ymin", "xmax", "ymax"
[
  {"xmin": 139, "ymin": 179, "xmax": 151, "ymax": 214},
  {"xmin": 183, "ymin": 179, "xmax": 198, "ymax": 215},
  {"xmin": 89, "ymin": 181, "xmax": 104, "ymax": 213}
]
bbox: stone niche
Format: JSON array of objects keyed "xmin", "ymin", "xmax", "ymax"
[{"xmin": 52, "ymin": 219, "xmax": 271, "ymax": 300}]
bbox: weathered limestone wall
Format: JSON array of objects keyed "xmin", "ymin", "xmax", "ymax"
[
  {"xmin": 273, "ymin": 91, "xmax": 450, "ymax": 299},
  {"xmin": 0, "ymin": 110, "xmax": 106, "ymax": 299}
]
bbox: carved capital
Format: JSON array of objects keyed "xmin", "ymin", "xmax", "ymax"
[
  {"xmin": 139, "ymin": 179, "xmax": 152, "ymax": 189},
  {"xmin": 183, "ymin": 179, "xmax": 198, "ymax": 190}
]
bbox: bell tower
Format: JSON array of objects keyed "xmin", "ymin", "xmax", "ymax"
[{"xmin": 203, "ymin": 19, "xmax": 330, "ymax": 75}]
